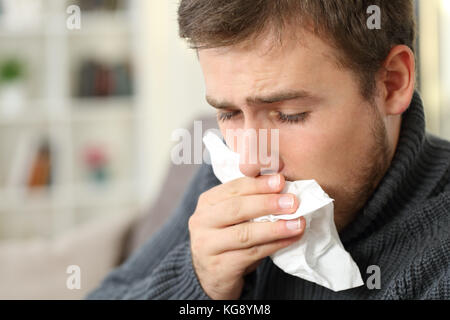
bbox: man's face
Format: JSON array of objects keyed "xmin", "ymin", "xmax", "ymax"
[{"xmin": 198, "ymin": 31, "xmax": 392, "ymax": 230}]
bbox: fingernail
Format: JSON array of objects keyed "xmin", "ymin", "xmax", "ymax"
[
  {"xmin": 286, "ymin": 219, "xmax": 301, "ymax": 231},
  {"xmin": 278, "ymin": 195, "xmax": 294, "ymax": 209},
  {"xmin": 268, "ymin": 175, "xmax": 280, "ymax": 190}
]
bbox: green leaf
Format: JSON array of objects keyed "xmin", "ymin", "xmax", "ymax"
[{"xmin": 0, "ymin": 58, "xmax": 24, "ymax": 82}]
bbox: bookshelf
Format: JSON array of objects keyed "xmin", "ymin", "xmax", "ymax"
[{"xmin": 0, "ymin": 0, "xmax": 148, "ymax": 240}]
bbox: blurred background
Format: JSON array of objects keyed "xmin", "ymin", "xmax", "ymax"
[{"xmin": 0, "ymin": 0, "xmax": 448, "ymax": 299}]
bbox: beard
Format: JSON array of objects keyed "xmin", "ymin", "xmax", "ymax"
[{"xmin": 323, "ymin": 106, "xmax": 393, "ymax": 232}]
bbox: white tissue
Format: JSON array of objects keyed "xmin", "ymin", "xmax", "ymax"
[{"xmin": 203, "ymin": 132, "xmax": 364, "ymax": 292}]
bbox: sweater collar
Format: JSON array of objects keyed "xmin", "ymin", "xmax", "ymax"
[{"xmin": 339, "ymin": 91, "xmax": 435, "ymax": 245}]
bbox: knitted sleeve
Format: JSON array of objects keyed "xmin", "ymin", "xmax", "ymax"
[
  {"xmin": 420, "ymin": 192, "xmax": 450, "ymax": 300},
  {"xmin": 85, "ymin": 164, "xmax": 220, "ymax": 300},
  {"xmin": 383, "ymin": 192, "xmax": 450, "ymax": 300}
]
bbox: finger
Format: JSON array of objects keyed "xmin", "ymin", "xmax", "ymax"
[
  {"xmin": 203, "ymin": 174, "xmax": 285, "ymax": 204},
  {"xmin": 206, "ymin": 193, "xmax": 299, "ymax": 227},
  {"xmin": 221, "ymin": 232, "xmax": 305, "ymax": 271},
  {"xmin": 211, "ymin": 218, "xmax": 306, "ymax": 254},
  {"xmin": 241, "ymin": 231, "xmax": 305, "ymax": 263}
]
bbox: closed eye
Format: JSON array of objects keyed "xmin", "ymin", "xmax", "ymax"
[
  {"xmin": 217, "ymin": 110, "xmax": 309, "ymax": 125},
  {"xmin": 276, "ymin": 111, "xmax": 310, "ymax": 124},
  {"xmin": 217, "ymin": 110, "xmax": 241, "ymax": 122}
]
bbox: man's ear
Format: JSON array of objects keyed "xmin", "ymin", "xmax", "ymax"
[{"xmin": 378, "ymin": 45, "xmax": 415, "ymax": 116}]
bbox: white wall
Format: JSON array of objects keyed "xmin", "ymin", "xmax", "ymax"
[
  {"xmin": 440, "ymin": 0, "xmax": 450, "ymax": 139},
  {"xmin": 135, "ymin": 1, "xmax": 214, "ymax": 207}
]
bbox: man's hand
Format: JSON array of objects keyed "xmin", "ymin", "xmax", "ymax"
[{"xmin": 189, "ymin": 174, "xmax": 306, "ymax": 300}]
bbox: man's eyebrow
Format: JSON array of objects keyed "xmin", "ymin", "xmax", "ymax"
[
  {"xmin": 246, "ymin": 90, "xmax": 316, "ymax": 105},
  {"xmin": 206, "ymin": 90, "xmax": 318, "ymax": 109},
  {"xmin": 205, "ymin": 96, "xmax": 236, "ymax": 109}
]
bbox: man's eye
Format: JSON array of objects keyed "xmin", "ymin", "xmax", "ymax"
[
  {"xmin": 276, "ymin": 112, "xmax": 309, "ymax": 124},
  {"xmin": 217, "ymin": 111, "xmax": 240, "ymax": 122},
  {"xmin": 218, "ymin": 110, "xmax": 309, "ymax": 124}
]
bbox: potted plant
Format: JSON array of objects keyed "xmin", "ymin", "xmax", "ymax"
[{"xmin": 0, "ymin": 57, "xmax": 26, "ymax": 117}]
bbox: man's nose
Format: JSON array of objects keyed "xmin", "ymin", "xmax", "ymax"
[
  {"xmin": 239, "ymin": 162, "xmax": 262, "ymax": 177},
  {"xmin": 237, "ymin": 131, "xmax": 282, "ymax": 178}
]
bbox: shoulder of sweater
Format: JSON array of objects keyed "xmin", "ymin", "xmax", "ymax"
[
  {"xmin": 166, "ymin": 164, "xmax": 220, "ymax": 224},
  {"xmin": 190, "ymin": 163, "xmax": 221, "ymax": 196},
  {"xmin": 424, "ymin": 133, "xmax": 450, "ymax": 193},
  {"xmin": 425, "ymin": 132, "xmax": 450, "ymax": 153}
]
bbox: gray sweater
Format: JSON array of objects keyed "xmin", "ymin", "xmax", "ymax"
[{"xmin": 87, "ymin": 92, "xmax": 450, "ymax": 299}]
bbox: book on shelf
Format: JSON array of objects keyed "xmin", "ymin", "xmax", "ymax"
[
  {"xmin": 7, "ymin": 133, "xmax": 52, "ymax": 191},
  {"xmin": 74, "ymin": 0, "xmax": 127, "ymax": 12},
  {"xmin": 27, "ymin": 141, "xmax": 52, "ymax": 188},
  {"xmin": 77, "ymin": 59, "xmax": 133, "ymax": 98}
]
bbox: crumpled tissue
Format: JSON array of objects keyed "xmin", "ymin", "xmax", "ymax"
[{"xmin": 203, "ymin": 132, "xmax": 364, "ymax": 292}]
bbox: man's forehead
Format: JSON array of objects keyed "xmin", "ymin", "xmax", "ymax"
[
  {"xmin": 198, "ymin": 29, "xmax": 341, "ymax": 77},
  {"xmin": 198, "ymin": 28, "xmax": 345, "ymax": 107},
  {"xmin": 200, "ymin": 25, "xmax": 340, "ymax": 57}
]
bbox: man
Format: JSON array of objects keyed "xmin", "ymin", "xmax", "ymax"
[{"xmin": 87, "ymin": 0, "xmax": 450, "ymax": 299}]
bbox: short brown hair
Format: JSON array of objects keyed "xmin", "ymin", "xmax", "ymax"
[{"xmin": 178, "ymin": 0, "xmax": 416, "ymax": 101}]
